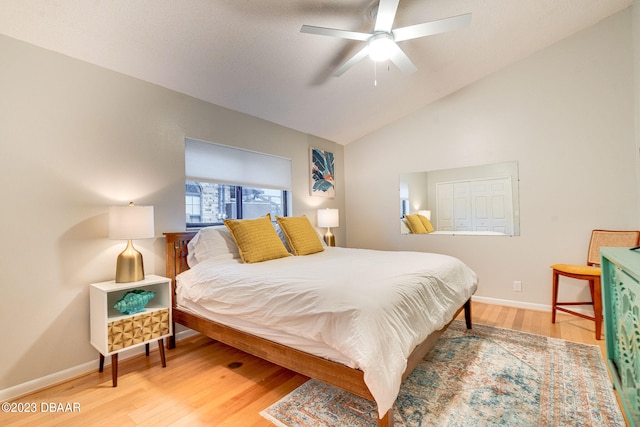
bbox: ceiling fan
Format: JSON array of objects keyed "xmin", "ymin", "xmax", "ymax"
[{"xmin": 300, "ymin": 0, "xmax": 471, "ymax": 76}]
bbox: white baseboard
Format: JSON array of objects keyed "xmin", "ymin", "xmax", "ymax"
[
  {"xmin": 0, "ymin": 360, "xmax": 98, "ymax": 404},
  {"xmin": 471, "ymin": 295, "xmax": 551, "ymax": 312},
  {"xmin": 0, "ymin": 329, "xmax": 198, "ymax": 402},
  {"xmin": 471, "ymin": 295, "xmax": 595, "ymax": 317}
]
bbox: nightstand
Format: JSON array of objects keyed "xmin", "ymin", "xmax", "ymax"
[{"xmin": 89, "ymin": 275, "xmax": 172, "ymax": 386}]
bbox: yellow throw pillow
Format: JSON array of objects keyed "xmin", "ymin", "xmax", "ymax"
[
  {"xmin": 224, "ymin": 214, "xmax": 290, "ymax": 263},
  {"xmin": 405, "ymin": 214, "xmax": 428, "ymax": 234},
  {"xmin": 417, "ymin": 214, "xmax": 435, "ymax": 233},
  {"xmin": 276, "ymin": 215, "xmax": 325, "ymax": 256}
]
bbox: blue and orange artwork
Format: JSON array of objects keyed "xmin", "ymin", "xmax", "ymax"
[{"xmin": 310, "ymin": 147, "xmax": 335, "ymax": 198}]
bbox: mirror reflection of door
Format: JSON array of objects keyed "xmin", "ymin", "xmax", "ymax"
[{"xmin": 437, "ymin": 178, "xmax": 513, "ymax": 234}]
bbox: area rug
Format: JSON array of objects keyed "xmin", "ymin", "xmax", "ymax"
[{"xmin": 260, "ymin": 320, "xmax": 624, "ymax": 426}]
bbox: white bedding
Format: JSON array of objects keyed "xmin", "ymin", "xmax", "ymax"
[{"xmin": 176, "ymin": 246, "xmax": 477, "ymax": 417}]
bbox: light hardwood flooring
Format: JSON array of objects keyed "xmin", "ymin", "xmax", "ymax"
[{"xmin": 2, "ymin": 302, "xmax": 608, "ymax": 426}]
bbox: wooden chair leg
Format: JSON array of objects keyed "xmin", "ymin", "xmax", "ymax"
[
  {"xmin": 592, "ymin": 277, "xmax": 603, "ymax": 340},
  {"xmin": 551, "ymin": 268, "xmax": 602, "ymax": 340},
  {"xmin": 158, "ymin": 339, "xmax": 167, "ymax": 368},
  {"xmin": 551, "ymin": 271, "xmax": 559, "ymax": 323},
  {"xmin": 145, "ymin": 343, "xmax": 150, "ymax": 356}
]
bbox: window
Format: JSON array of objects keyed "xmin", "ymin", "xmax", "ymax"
[
  {"xmin": 184, "ymin": 138, "xmax": 292, "ymax": 228},
  {"xmin": 185, "ymin": 182, "xmax": 289, "ymax": 227},
  {"xmin": 185, "ymin": 181, "xmax": 202, "ymax": 223}
]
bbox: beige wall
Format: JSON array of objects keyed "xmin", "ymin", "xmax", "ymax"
[
  {"xmin": 0, "ymin": 34, "xmax": 344, "ymax": 393},
  {"xmin": 345, "ymin": 10, "xmax": 639, "ymax": 307}
]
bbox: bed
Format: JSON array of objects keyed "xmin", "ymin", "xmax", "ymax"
[{"xmin": 164, "ymin": 219, "xmax": 478, "ymax": 427}]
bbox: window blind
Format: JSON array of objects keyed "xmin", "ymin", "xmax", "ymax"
[{"xmin": 185, "ymin": 138, "xmax": 292, "ymax": 190}]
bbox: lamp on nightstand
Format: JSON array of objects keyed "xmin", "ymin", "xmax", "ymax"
[
  {"xmin": 109, "ymin": 202, "xmax": 155, "ymax": 283},
  {"xmin": 317, "ymin": 208, "xmax": 339, "ymax": 247}
]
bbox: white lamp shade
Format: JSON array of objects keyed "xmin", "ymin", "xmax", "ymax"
[
  {"xmin": 109, "ymin": 205, "xmax": 155, "ymax": 240},
  {"xmin": 317, "ymin": 208, "xmax": 339, "ymax": 228},
  {"xmin": 417, "ymin": 210, "xmax": 431, "ymax": 220}
]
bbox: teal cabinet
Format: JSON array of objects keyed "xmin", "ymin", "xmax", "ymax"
[{"xmin": 601, "ymin": 247, "xmax": 640, "ymax": 427}]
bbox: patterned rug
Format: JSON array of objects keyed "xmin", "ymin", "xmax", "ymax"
[{"xmin": 260, "ymin": 321, "xmax": 624, "ymax": 426}]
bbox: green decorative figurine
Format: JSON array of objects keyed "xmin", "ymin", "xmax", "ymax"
[{"xmin": 114, "ymin": 289, "xmax": 156, "ymax": 314}]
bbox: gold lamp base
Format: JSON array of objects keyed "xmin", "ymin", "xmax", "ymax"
[
  {"xmin": 115, "ymin": 240, "xmax": 145, "ymax": 283},
  {"xmin": 323, "ymin": 229, "xmax": 335, "ymax": 247}
]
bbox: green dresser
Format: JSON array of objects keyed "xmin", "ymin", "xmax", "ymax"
[{"xmin": 601, "ymin": 247, "xmax": 640, "ymax": 427}]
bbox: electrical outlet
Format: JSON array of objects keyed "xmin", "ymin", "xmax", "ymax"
[{"xmin": 513, "ymin": 280, "xmax": 522, "ymax": 292}]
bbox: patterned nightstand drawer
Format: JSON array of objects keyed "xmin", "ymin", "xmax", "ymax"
[{"xmin": 108, "ymin": 308, "xmax": 170, "ymax": 352}]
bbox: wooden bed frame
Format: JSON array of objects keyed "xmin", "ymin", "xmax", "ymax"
[{"xmin": 164, "ymin": 231, "xmax": 472, "ymax": 427}]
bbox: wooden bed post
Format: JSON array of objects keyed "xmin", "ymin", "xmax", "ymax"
[
  {"xmin": 164, "ymin": 232, "xmax": 197, "ymax": 350},
  {"xmin": 379, "ymin": 408, "xmax": 393, "ymax": 427},
  {"xmin": 464, "ymin": 298, "xmax": 472, "ymax": 329}
]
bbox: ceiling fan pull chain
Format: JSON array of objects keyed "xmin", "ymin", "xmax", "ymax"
[{"xmin": 374, "ymin": 61, "xmax": 378, "ymax": 87}]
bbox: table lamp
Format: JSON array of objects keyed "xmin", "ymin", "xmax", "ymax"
[
  {"xmin": 109, "ymin": 202, "xmax": 155, "ymax": 283},
  {"xmin": 317, "ymin": 208, "xmax": 339, "ymax": 247}
]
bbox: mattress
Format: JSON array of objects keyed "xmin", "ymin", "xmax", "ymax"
[{"xmin": 176, "ymin": 246, "xmax": 478, "ymax": 417}]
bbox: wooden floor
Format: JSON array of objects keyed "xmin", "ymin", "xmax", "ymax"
[{"xmin": 3, "ymin": 302, "xmax": 608, "ymax": 426}]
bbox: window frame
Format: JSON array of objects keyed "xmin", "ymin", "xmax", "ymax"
[{"xmin": 185, "ymin": 181, "xmax": 290, "ymax": 229}]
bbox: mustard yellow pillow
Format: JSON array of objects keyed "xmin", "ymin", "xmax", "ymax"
[
  {"xmin": 276, "ymin": 215, "xmax": 325, "ymax": 256},
  {"xmin": 405, "ymin": 214, "xmax": 428, "ymax": 234},
  {"xmin": 224, "ymin": 214, "xmax": 290, "ymax": 263},
  {"xmin": 417, "ymin": 214, "xmax": 435, "ymax": 233}
]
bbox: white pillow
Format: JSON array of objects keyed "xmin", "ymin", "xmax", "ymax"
[{"xmin": 187, "ymin": 226, "xmax": 240, "ymax": 266}]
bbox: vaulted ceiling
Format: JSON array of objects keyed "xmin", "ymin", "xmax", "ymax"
[{"xmin": 0, "ymin": 0, "xmax": 632, "ymax": 144}]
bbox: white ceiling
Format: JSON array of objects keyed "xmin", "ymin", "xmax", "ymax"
[{"xmin": 0, "ymin": 0, "xmax": 632, "ymax": 144}]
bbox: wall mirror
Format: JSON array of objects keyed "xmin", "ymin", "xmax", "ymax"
[{"xmin": 400, "ymin": 161, "xmax": 520, "ymax": 236}]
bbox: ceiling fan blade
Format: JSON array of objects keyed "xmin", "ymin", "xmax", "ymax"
[
  {"xmin": 387, "ymin": 43, "xmax": 417, "ymax": 74},
  {"xmin": 301, "ymin": 25, "xmax": 371, "ymax": 41},
  {"xmin": 393, "ymin": 13, "xmax": 472, "ymax": 42},
  {"xmin": 374, "ymin": 0, "xmax": 400, "ymax": 33},
  {"xmin": 333, "ymin": 45, "xmax": 370, "ymax": 76}
]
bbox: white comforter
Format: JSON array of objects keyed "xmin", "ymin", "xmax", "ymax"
[{"xmin": 176, "ymin": 246, "xmax": 478, "ymax": 417}]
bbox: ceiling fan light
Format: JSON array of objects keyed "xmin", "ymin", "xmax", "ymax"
[{"xmin": 368, "ymin": 33, "xmax": 395, "ymax": 62}]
